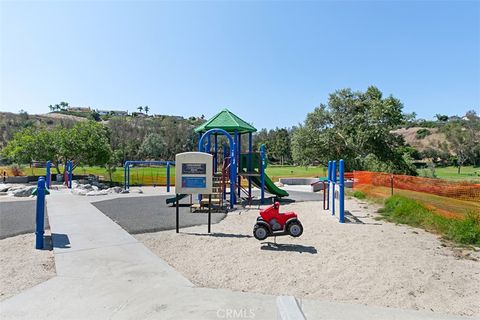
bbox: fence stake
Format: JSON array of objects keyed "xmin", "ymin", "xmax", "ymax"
[{"xmin": 390, "ymin": 174, "xmax": 394, "ymax": 196}]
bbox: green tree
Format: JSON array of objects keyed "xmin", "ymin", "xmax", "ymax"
[
  {"xmin": 444, "ymin": 117, "xmax": 480, "ymax": 173},
  {"xmin": 2, "ymin": 122, "xmax": 112, "ymax": 174},
  {"xmin": 270, "ymin": 128, "xmax": 292, "ymax": 165},
  {"xmin": 144, "ymin": 106, "xmax": 149, "ymax": 114},
  {"xmin": 292, "ymin": 86, "xmax": 414, "ymax": 174},
  {"xmin": 435, "ymin": 114, "xmax": 449, "ymax": 122},
  {"xmin": 253, "ymin": 128, "xmax": 293, "ymax": 164},
  {"xmin": 138, "ymin": 133, "xmax": 165, "ymax": 159},
  {"xmin": 137, "ymin": 106, "xmax": 143, "ymax": 113},
  {"xmin": 89, "ymin": 110, "xmax": 101, "ymax": 121}
]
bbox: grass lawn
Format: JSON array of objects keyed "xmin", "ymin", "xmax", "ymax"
[
  {"xmin": 431, "ymin": 166, "xmax": 480, "ymax": 183},
  {"xmin": 355, "ymin": 185, "xmax": 480, "ymax": 219},
  {"xmin": 378, "ymin": 195, "xmax": 480, "ymax": 246},
  {"xmin": 11, "ymin": 164, "xmax": 327, "ymax": 185},
  {"xmin": 266, "ymin": 165, "xmax": 327, "ymax": 181},
  {"xmin": 9, "ymin": 164, "xmax": 479, "ymax": 185}
]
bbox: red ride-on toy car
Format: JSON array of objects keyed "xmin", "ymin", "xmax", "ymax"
[{"xmin": 253, "ymin": 202, "xmax": 303, "ymax": 240}]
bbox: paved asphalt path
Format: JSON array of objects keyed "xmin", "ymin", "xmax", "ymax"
[
  {"xmin": 0, "ymin": 200, "xmax": 49, "ymax": 239},
  {"xmin": 92, "ymin": 195, "xmax": 226, "ymax": 234}
]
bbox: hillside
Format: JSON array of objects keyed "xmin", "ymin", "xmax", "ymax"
[
  {"xmin": 0, "ymin": 112, "xmax": 85, "ymax": 148},
  {"xmin": 0, "ymin": 111, "xmax": 206, "ymax": 164},
  {"xmin": 392, "ymin": 127, "xmax": 449, "ymax": 152}
]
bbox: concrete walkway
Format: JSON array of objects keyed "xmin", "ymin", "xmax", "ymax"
[
  {"xmin": 1, "ymin": 191, "xmax": 276, "ymax": 319},
  {"xmin": 0, "ymin": 190, "xmax": 475, "ymax": 319}
]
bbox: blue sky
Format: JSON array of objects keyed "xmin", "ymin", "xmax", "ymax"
[{"xmin": 1, "ymin": 1, "xmax": 479, "ymax": 129}]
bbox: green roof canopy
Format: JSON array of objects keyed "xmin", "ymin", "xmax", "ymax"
[{"xmin": 194, "ymin": 109, "xmax": 257, "ymax": 134}]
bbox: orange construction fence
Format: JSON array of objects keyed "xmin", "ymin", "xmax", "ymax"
[{"xmin": 353, "ymin": 171, "xmax": 480, "ymax": 202}]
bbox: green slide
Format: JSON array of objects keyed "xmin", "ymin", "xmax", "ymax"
[
  {"xmin": 166, "ymin": 194, "xmax": 188, "ymax": 205},
  {"xmin": 250, "ymin": 174, "xmax": 289, "ymax": 198}
]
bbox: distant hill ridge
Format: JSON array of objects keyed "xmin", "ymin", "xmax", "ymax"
[
  {"xmin": 0, "ymin": 111, "xmax": 201, "ymax": 149},
  {"xmin": 392, "ymin": 127, "xmax": 448, "ymax": 152}
]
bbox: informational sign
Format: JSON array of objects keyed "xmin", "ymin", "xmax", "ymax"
[
  {"xmin": 182, "ymin": 177, "xmax": 206, "ymax": 188},
  {"xmin": 175, "ymin": 152, "xmax": 212, "ymax": 194},
  {"xmin": 182, "ymin": 163, "xmax": 206, "ymax": 175}
]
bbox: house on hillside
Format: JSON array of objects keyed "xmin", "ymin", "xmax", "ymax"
[
  {"xmin": 97, "ymin": 110, "xmax": 110, "ymax": 116},
  {"xmin": 67, "ymin": 106, "xmax": 91, "ymax": 113},
  {"xmin": 111, "ymin": 110, "xmax": 128, "ymax": 116},
  {"xmin": 448, "ymin": 116, "xmax": 461, "ymax": 122},
  {"xmin": 97, "ymin": 110, "xmax": 128, "ymax": 116}
]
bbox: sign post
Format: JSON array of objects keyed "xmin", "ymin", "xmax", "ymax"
[{"xmin": 175, "ymin": 152, "xmax": 213, "ymax": 233}]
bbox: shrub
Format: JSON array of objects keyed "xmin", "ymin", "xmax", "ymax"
[
  {"xmin": 415, "ymin": 128, "xmax": 431, "ymax": 139},
  {"xmin": 447, "ymin": 211, "xmax": 480, "ymax": 245},
  {"xmin": 10, "ymin": 164, "xmax": 22, "ymax": 176},
  {"xmin": 379, "ymin": 195, "xmax": 480, "ymax": 246},
  {"xmin": 352, "ymin": 190, "xmax": 366, "ymax": 199},
  {"xmin": 418, "ymin": 164, "xmax": 437, "ymax": 178}
]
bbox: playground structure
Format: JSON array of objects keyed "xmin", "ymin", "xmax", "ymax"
[
  {"xmin": 195, "ymin": 109, "xmax": 289, "ymax": 209},
  {"xmin": 120, "ymin": 110, "xmax": 290, "ymax": 211},
  {"xmin": 324, "ymin": 159, "xmax": 345, "ymax": 223}
]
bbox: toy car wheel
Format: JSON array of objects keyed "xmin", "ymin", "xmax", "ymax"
[
  {"xmin": 253, "ymin": 224, "xmax": 269, "ymax": 241},
  {"xmin": 288, "ymin": 221, "xmax": 303, "ymax": 237}
]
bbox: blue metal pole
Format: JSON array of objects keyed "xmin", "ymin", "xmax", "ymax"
[
  {"xmin": 68, "ymin": 160, "xmax": 73, "ymax": 189},
  {"xmin": 46, "ymin": 160, "xmax": 51, "ymax": 189},
  {"xmin": 237, "ymin": 132, "xmax": 241, "ymax": 197},
  {"xmin": 339, "ymin": 159, "xmax": 345, "ymax": 223},
  {"xmin": 332, "ymin": 160, "xmax": 337, "ymax": 216},
  {"xmin": 327, "ymin": 161, "xmax": 331, "ymax": 210},
  {"xmin": 223, "ymin": 145, "xmax": 228, "ymax": 201},
  {"xmin": 230, "ymin": 143, "xmax": 236, "ymax": 208},
  {"xmin": 127, "ymin": 165, "xmax": 131, "ymax": 189},
  {"xmin": 124, "ymin": 162, "xmax": 127, "ymax": 190},
  {"xmin": 35, "ymin": 177, "xmax": 46, "ymax": 249},
  {"xmin": 248, "ymin": 132, "xmax": 252, "ymax": 200},
  {"xmin": 260, "ymin": 144, "xmax": 265, "ymax": 205},
  {"xmin": 214, "ymin": 134, "xmax": 218, "ymax": 173},
  {"xmin": 206, "ymin": 134, "xmax": 211, "ymax": 153},
  {"xmin": 166, "ymin": 162, "xmax": 171, "ymax": 193},
  {"xmin": 198, "ymin": 133, "xmax": 203, "ymax": 151}
]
